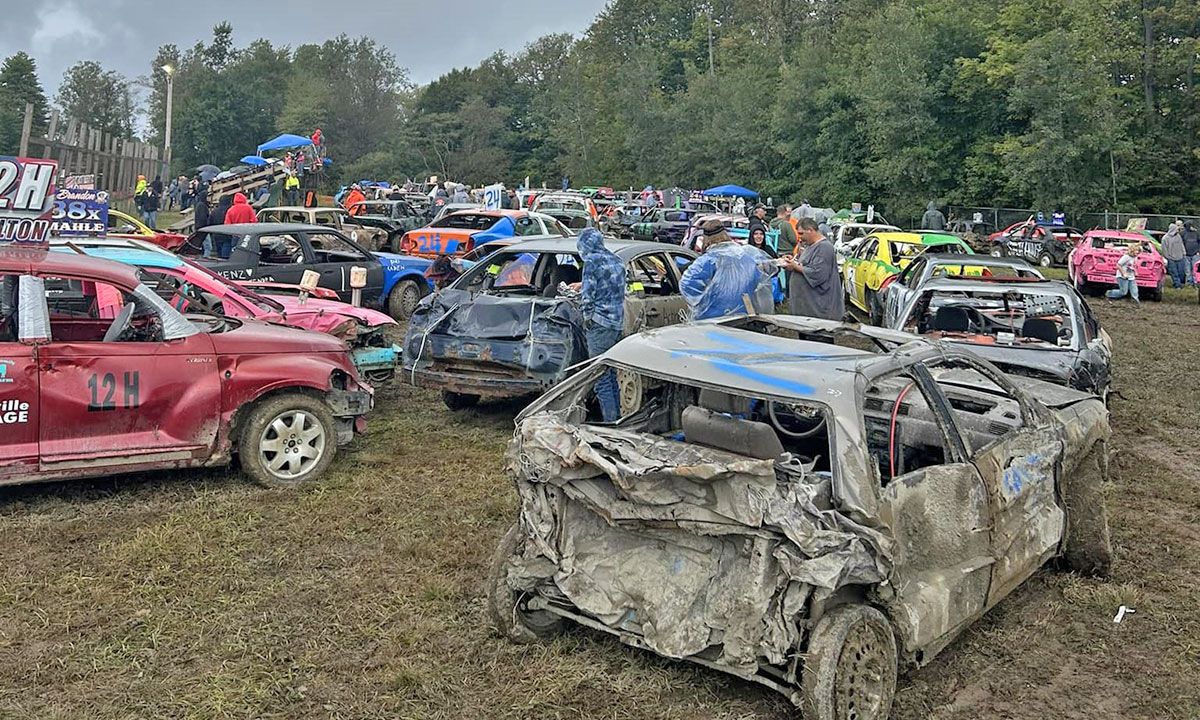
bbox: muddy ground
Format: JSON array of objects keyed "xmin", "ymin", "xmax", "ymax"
[{"xmin": 0, "ymin": 286, "xmax": 1197, "ymax": 719}]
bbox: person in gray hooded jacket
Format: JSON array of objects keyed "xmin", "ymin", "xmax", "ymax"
[
  {"xmin": 921, "ymin": 201, "xmax": 946, "ymax": 231},
  {"xmin": 1161, "ymin": 221, "xmax": 1188, "ymax": 289}
]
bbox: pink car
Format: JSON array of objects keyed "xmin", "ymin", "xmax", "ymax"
[
  {"xmin": 53, "ymin": 240, "xmax": 400, "ymax": 381},
  {"xmin": 1068, "ymin": 229, "xmax": 1165, "ymax": 301}
]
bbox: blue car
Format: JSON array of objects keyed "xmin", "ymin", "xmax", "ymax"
[{"xmin": 375, "ymin": 251, "xmax": 435, "ymax": 320}]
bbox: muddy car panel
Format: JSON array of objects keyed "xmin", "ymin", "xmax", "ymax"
[
  {"xmin": 403, "ymin": 239, "xmax": 697, "ymax": 401},
  {"xmin": 892, "ymin": 278, "xmax": 1113, "ymax": 396},
  {"xmin": 495, "ymin": 316, "xmax": 1110, "ymax": 707},
  {"xmin": 0, "ymin": 247, "xmax": 371, "ymax": 488}
]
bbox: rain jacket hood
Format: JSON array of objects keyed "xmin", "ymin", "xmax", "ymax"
[{"xmin": 577, "ymin": 229, "xmax": 626, "ymax": 331}]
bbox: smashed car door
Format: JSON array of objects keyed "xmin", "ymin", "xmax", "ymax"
[
  {"xmin": 626, "ymin": 253, "xmax": 688, "ymax": 330},
  {"xmin": 929, "ymin": 361, "xmax": 1065, "ymax": 605},
  {"xmin": 867, "ymin": 371, "xmax": 994, "ymax": 655}
]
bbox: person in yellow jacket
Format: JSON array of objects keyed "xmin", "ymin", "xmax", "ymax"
[{"xmin": 284, "ymin": 171, "xmax": 300, "ymax": 206}]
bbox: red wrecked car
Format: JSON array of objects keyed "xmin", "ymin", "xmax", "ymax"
[
  {"xmin": 0, "ymin": 245, "xmax": 372, "ymax": 489},
  {"xmin": 1068, "ymin": 229, "xmax": 1166, "ymax": 301},
  {"xmin": 51, "ymin": 238, "xmax": 400, "ymax": 382}
]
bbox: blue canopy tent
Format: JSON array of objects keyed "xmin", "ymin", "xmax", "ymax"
[
  {"xmin": 240, "ymin": 155, "xmax": 269, "ymax": 166},
  {"xmin": 256, "ymin": 133, "xmax": 315, "ymax": 155},
  {"xmin": 702, "ymin": 184, "xmax": 759, "ymax": 198}
]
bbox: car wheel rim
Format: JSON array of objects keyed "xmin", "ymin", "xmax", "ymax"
[
  {"xmin": 835, "ymin": 619, "xmax": 891, "ymax": 720},
  {"xmin": 1041, "ymin": 256, "xmax": 1052, "ymax": 267},
  {"xmin": 259, "ymin": 410, "xmax": 326, "ymax": 480},
  {"xmin": 401, "ymin": 284, "xmax": 421, "ymax": 315}
]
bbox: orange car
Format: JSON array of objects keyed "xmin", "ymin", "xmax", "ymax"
[{"xmin": 399, "ymin": 209, "xmax": 570, "ymax": 258}]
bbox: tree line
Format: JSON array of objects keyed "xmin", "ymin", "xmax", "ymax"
[{"xmin": 1, "ymin": 0, "xmax": 1197, "ymax": 220}]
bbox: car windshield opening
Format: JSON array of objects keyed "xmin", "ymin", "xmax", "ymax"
[{"xmin": 904, "ymin": 289, "xmax": 1074, "ymax": 349}]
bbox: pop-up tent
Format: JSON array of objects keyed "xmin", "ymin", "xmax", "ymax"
[
  {"xmin": 256, "ymin": 133, "xmax": 315, "ymax": 154},
  {"xmin": 702, "ymin": 184, "xmax": 759, "ymax": 198}
]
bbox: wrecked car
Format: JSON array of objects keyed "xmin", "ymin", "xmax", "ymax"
[
  {"xmin": 893, "ymin": 277, "xmax": 1112, "ymax": 398},
  {"xmin": 0, "ymin": 247, "xmax": 371, "ymax": 490},
  {"xmin": 490, "ymin": 315, "xmax": 1112, "ymax": 720},
  {"xmin": 1068, "ymin": 230, "xmax": 1166, "ymax": 301},
  {"xmin": 257, "ymin": 206, "xmax": 391, "ymax": 252},
  {"xmin": 403, "ymin": 238, "xmax": 697, "ymax": 410},
  {"xmin": 50, "ymin": 238, "xmax": 402, "ymax": 383},
  {"xmin": 876, "ymin": 253, "xmax": 1044, "ymax": 328}
]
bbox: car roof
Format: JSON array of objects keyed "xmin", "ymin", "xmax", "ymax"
[
  {"xmin": 919, "ymin": 277, "xmax": 1076, "ymax": 296},
  {"xmin": 0, "ymin": 244, "xmax": 140, "ymax": 287},
  {"xmin": 603, "ymin": 317, "xmax": 933, "ymax": 408},
  {"xmin": 1083, "ymin": 229, "xmax": 1147, "ymax": 240},
  {"xmin": 921, "ymin": 252, "xmax": 1036, "ymax": 269},
  {"xmin": 263, "ymin": 206, "xmax": 339, "ymax": 213},
  {"xmin": 490, "ymin": 237, "xmax": 693, "ymax": 259},
  {"xmin": 201, "ymin": 223, "xmax": 328, "ymax": 234}
]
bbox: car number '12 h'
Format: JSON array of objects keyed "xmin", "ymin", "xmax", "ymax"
[{"xmin": 87, "ymin": 371, "xmax": 140, "ymax": 412}]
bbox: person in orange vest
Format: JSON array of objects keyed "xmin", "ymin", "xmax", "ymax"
[{"xmin": 343, "ymin": 184, "xmax": 367, "ymax": 216}]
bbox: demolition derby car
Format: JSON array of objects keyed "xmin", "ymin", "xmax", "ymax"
[
  {"xmin": 0, "ymin": 247, "xmax": 371, "ymax": 489},
  {"xmin": 490, "ymin": 316, "xmax": 1111, "ymax": 720},
  {"xmin": 49, "ymin": 238, "xmax": 401, "ymax": 382},
  {"xmin": 1068, "ymin": 230, "xmax": 1166, "ymax": 301},
  {"xmin": 893, "ymin": 276, "xmax": 1113, "ymax": 398},
  {"xmin": 257, "ymin": 206, "xmax": 391, "ymax": 252},
  {"xmin": 876, "ymin": 253, "xmax": 1045, "ymax": 328},
  {"xmin": 403, "ymin": 238, "xmax": 697, "ymax": 409}
]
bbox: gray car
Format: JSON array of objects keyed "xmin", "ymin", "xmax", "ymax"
[
  {"xmin": 877, "ymin": 253, "xmax": 1044, "ymax": 327},
  {"xmin": 489, "ymin": 315, "xmax": 1111, "ymax": 720},
  {"xmin": 892, "ymin": 276, "xmax": 1113, "ymax": 398},
  {"xmin": 402, "ymin": 238, "xmax": 697, "ymax": 410}
]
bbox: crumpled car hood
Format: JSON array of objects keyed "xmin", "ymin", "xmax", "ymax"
[{"xmin": 412, "ymin": 288, "xmax": 582, "ymax": 340}]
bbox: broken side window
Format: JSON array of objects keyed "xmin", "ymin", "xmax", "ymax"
[
  {"xmin": 862, "ymin": 373, "xmax": 949, "ymax": 486},
  {"xmin": 924, "ymin": 361, "xmax": 1025, "ymax": 455}
]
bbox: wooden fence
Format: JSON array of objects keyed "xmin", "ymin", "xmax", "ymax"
[{"xmin": 16, "ymin": 102, "xmax": 161, "ymax": 196}]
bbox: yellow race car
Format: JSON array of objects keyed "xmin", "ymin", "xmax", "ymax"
[{"xmin": 842, "ymin": 231, "xmax": 972, "ymax": 323}]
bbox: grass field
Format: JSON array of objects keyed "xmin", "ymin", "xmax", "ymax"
[{"xmin": 0, "ymin": 285, "xmax": 1197, "ymax": 719}]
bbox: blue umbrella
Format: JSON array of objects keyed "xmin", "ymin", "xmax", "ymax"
[
  {"xmin": 702, "ymin": 184, "xmax": 759, "ymax": 199},
  {"xmin": 240, "ymin": 156, "xmax": 269, "ymax": 166}
]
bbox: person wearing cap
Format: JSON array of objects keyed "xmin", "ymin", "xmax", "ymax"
[
  {"xmin": 680, "ymin": 219, "xmax": 774, "ymax": 321},
  {"xmin": 343, "ymin": 184, "xmax": 366, "ymax": 216},
  {"xmin": 1106, "ymin": 243, "xmax": 1142, "ymax": 303},
  {"xmin": 748, "ymin": 204, "xmax": 770, "ymax": 239}
]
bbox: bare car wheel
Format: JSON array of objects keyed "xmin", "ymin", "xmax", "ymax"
[
  {"xmin": 441, "ymin": 390, "xmax": 480, "ymax": 411},
  {"xmin": 238, "ymin": 393, "xmax": 337, "ymax": 488},
  {"xmin": 387, "ymin": 279, "xmax": 425, "ymax": 321},
  {"xmin": 1060, "ymin": 441, "xmax": 1114, "ymax": 577},
  {"xmin": 488, "ymin": 523, "xmax": 564, "ymax": 644},
  {"xmin": 801, "ymin": 604, "xmax": 898, "ymax": 720}
]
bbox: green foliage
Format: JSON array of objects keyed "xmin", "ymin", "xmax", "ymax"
[
  {"xmin": 55, "ymin": 61, "xmax": 136, "ymax": 140},
  {"xmin": 0, "ymin": 51, "xmax": 49, "ymax": 154}
]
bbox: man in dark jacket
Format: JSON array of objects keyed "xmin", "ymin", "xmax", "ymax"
[
  {"xmin": 921, "ymin": 201, "xmax": 946, "ymax": 231},
  {"xmin": 210, "ymin": 195, "xmax": 233, "ymax": 258},
  {"xmin": 748, "ymin": 204, "xmax": 770, "ymax": 239},
  {"xmin": 1183, "ymin": 221, "xmax": 1200, "ymax": 287}
]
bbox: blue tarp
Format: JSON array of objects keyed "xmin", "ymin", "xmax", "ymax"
[
  {"xmin": 240, "ymin": 156, "xmax": 269, "ymax": 166},
  {"xmin": 702, "ymin": 184, "xmax": 759, "ymax": 198},
  {"xmin": 256, "ymin": 133, "xmax": 314, "ymax": 154}
]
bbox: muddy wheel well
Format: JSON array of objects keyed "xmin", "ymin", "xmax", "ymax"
[{"xmin": 229, "ymin": 382, "xmax": 332, "ymax": 455}]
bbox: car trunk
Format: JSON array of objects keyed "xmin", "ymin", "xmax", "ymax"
[{"xmin": 405, "ymin": 289, "xmax": 587, "ymax": 383}]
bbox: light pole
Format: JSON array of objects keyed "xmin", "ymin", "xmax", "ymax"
[{"xmin": 160, "ymin": 64, "xmax": 174, "ymax": 179}]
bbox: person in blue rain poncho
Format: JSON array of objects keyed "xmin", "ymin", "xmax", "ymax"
[
  {"xmin": 576, "ymin": 229, "xmax": 627, "ymax": 421},
  {"xmin": 680, "ymin": 219, "xmax": 776, "ymax": 321}
]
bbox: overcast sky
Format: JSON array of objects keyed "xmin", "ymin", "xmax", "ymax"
[{"xmin": 0, "ymin": 0, "xmax": 610, "ymax": 96}]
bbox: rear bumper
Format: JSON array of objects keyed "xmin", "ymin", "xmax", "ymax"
[
  {"xmin": 1084, "ymin": 273, "xmax": 1161, "ymax": 288},
  {"xmin": 404, "ymin": 366, "xmax": 551, "ymax": 399}
]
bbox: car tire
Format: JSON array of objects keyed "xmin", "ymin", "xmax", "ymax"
[
  {"xmin": 800, "ymin": 604, "xmax": 898, "ymax": 720},
  {"xmin": 990, "ymin": 245, "xmax": 1005, "ymax": 257},
  {"xmin": 386, "ymin": 232, "xmax": 401, "ymax": 253},
  {"xmin": 1039, "ymin": 253, "xmax": 1054, "ymax": 268},
  {"xmin": 387, "ymin": 279, "xmax": 426, "ymax": 321},
  {"xmin": 1060, "ymin": 441, "xmax": 1114, "ymax": 577},
  {"xmin": 238, "ymin": 393, "xmax": 337, "ymax": 489},
  {"xmin": 487, "ymin": 522, "xmax": 565, "ymax": 644},
  {"xmin": 441, "ymin": 390, "xmax": 480, "ymax": 411},
  {"xmin": 1146, "ymin": 281, "xmax": 1164, "ymax": 302}
]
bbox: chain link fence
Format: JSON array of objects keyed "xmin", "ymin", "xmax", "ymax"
[{"xmin": 947, "ymin": 206, "xmax": 1200, "ymax": 233}]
